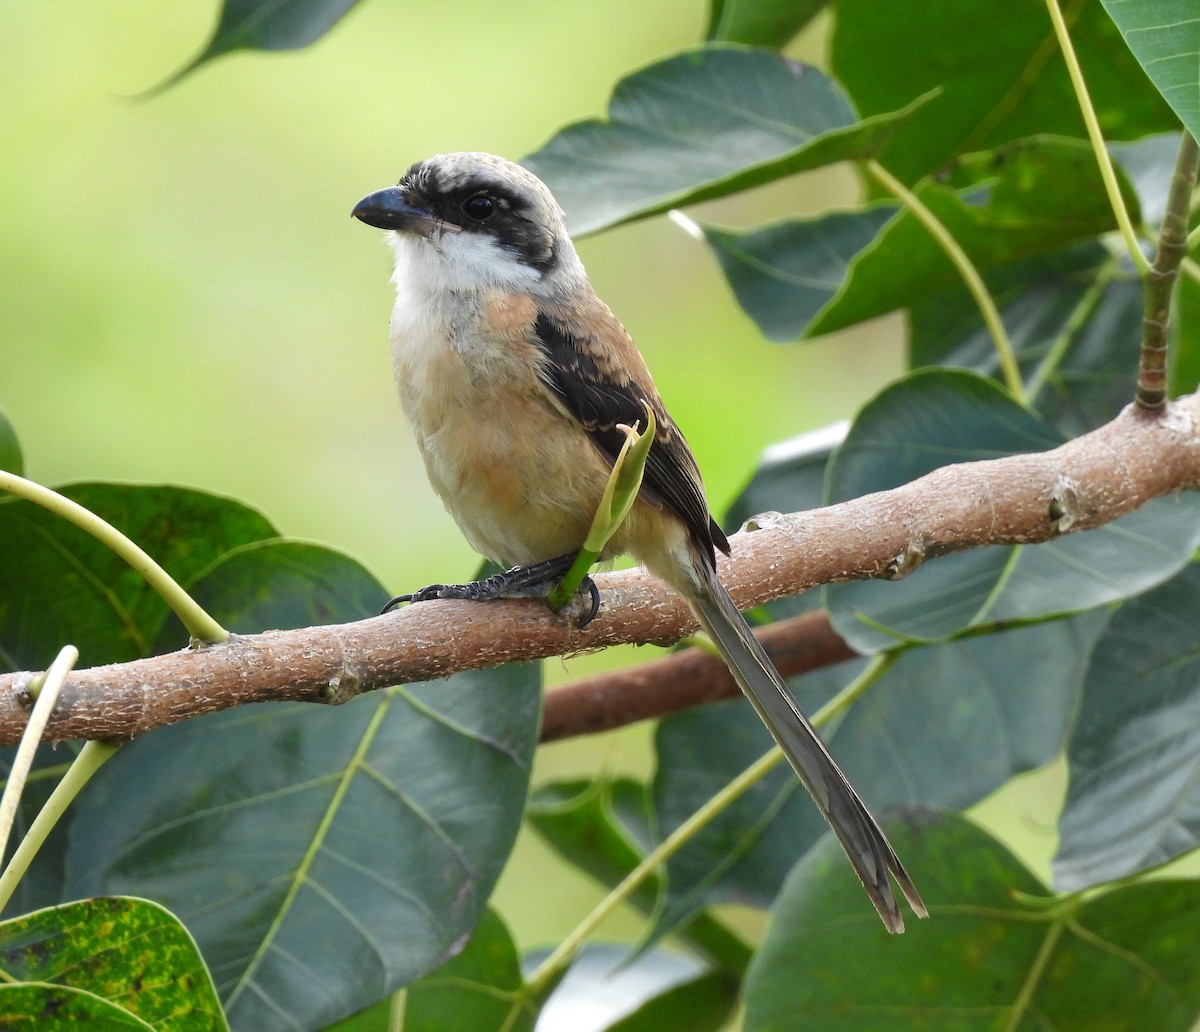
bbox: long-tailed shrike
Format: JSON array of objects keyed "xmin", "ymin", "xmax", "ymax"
[{"xmin": 352, "ymin": 152, "xmax": 925, "ymax": 932}]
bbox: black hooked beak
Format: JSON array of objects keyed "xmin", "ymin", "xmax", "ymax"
[{"xmin": 351, "ymin": 186, "xmax": 457, "ymax": 238}]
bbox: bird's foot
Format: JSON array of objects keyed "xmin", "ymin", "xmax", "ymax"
[{"xmin": 383, "ymin": 554, "xmax": 601, "ymax": 627}]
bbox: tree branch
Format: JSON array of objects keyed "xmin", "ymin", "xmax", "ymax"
[
  {"xmin": 3, "ymin": 395, "xmax": 1200, "ymax": 746},
  {"xmin": 539, "ymin": 609, "xmax": 853, "ymax": 741}
]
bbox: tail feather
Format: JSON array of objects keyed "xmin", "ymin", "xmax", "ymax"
[{"xmin": 682, "ymin": 556, "xmax": 926, "ymax": 932}]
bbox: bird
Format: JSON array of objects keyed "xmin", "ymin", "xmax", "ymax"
[{"xmin": 352, "ymin": 152, "xmax": 926, "ymax": 932}]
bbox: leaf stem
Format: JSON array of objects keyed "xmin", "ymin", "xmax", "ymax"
[
  {"xmin": 0, "ymin": 646, "xmax": 79, "ymax": 867},
  {"xmin": 0, "ymin": 739, "xmax": 119, "ymax": 913},
  {"xmin": 0, "ymin": 471, "xmax": 227, "ymax": 645},
  {"xmin": 1042, "ymin": 0, "xmax": 1149, "ymax": 277},
  {"xmin": 1137, "ymin": 132, "xmax": 1200, "ymax": 411},
  {"xmin": 865, "ymin": 160, "xmax": 1024, "ymax": 401}
]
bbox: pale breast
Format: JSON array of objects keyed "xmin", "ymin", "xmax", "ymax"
[{"xmin": 389, "ymin": 285, "xmax": 615, "ymax": 565}]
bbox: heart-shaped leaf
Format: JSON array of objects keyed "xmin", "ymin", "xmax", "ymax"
[
  {"xmin": 745, "ymin": 810, "xmax": 1200, "ymax": 1032},
  {"xmin": 523, "ymin": 46, "xmax": 928, "ymax": 236}
]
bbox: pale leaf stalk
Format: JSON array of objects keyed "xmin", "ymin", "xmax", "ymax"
[
  {"xmin": 0, "ymin": 470, "xmax": 227, "ymax": 645},
  {"xmin": 865, "ymin": 160, "xmax": 1024, "ymax": 401},
  {"xmin": 0, "ymin": 645, "xmax": 79, "ymax": 866},
  {"xmin": 1042, "ymin": 0, "xmax": 1149, "ymax": 277},
  {"xmin": 0, "ymin": 739, "xmax": 120, "ymax": 913}
]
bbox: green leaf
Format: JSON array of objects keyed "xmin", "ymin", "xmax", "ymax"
[
  {"xmin": 823, "ymin": 370, "xmax": 1200, "ymax": 651},
  {"xmin": 705, "ymin": 137, "xmax": 1135, "ymax": 342},
  {"xmin": 0, "ymin": 897, "xmax": 225, "ymax": 1031},
  {"xmin": 0, "ymin": 984, "xmax": 153, "ymax": 1029},
  {"xmin": 0, "ymin": 408, "xmax": 21, "ymax": 476},
  {"xmin": 66, "ymin": 668, "xmax": 538, "ymax": 1032},
  {"xmin": 523, "ymin": 45, "xmax": 928, "ymax": 236},
  {"xmin": 909, "ymin": 241, "xmax": 1140, "ymax": 436},
  {"xmin": 405, "ymin": 909, "xmax": 532, "ymax": 1032},
  {"xmin": 63, "ymin": 551, "xmax": 539, "ymax": 1032},
  {"xmin": 705, "ymin": 0, "xmax": 827, "ymax": 46},
  {"xmin": 0, "ymin": 484, "xmax": 277, "ymax": 670},
  {"xmin": 0, "ymin": 744, "xmax": 80, "ymax": 921},
  {"xmin": 1056, "ymin": 563, "xmax": 1200, "ymax": 890},
  {"xmin": 831, "ymin": 0, "xmax": 1179, "ymax": 183},
  {"xmin": 603, "ymin": 970, "xmax": 737, "ymax": 1032},
  {"xmin": 165, "ymin": 0, "xmax": 362, "ymax": 87},
  {"xmin": 702, "ymin": 204, "xmax": 898, "ymax": 342},
  {"xmin": 809, "ymin": 136, "xmax": 1139, "ymax": 338},
  {"xmin": 744, "ymin": 811, "xmax": 1200, "ymax": 1031},
  {"xmin": 650, "ymin": 610, "xmax": 1104, "ymax": 935},
  {"xmin": 1101, "ymin": 0, "xmax": 1199, "ymax": 141}
]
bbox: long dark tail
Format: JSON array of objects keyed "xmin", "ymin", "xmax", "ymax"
[{"xmin": 679, "ymin": 554, "xmax": 926, "ymax": 932}]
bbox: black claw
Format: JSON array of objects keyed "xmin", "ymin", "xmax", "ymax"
[
  {"xmin": 380, "ymin": 554, "xmax": 601, "ymax": 627},
  {"xmin": 576, "ymin": 576, "xmax": 601, "ymax": 629},
  {"xmin": 381, "ymin": 593, "xmax": 412, "ymax": 614}
]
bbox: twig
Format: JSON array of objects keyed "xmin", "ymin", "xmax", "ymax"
[{"xmin": 1137, "ymin": 133, "xmax": 1200, "ymax": 411}]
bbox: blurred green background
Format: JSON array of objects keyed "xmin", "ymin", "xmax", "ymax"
[{"xmin": 2, "ymin": 0, "xmax": 1061, "ymax": 957}]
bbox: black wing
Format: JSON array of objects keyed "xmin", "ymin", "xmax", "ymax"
[{"xmin": 533, "ymin": 310, "xmax": 729, "ymax": 566}]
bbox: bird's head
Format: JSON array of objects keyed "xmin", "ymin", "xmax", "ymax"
[{"xmin": 352, "ymin": 152, "xmax": 580, "ymax": 294}]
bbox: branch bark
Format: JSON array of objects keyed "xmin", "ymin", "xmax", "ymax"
[{"xmin": 3, "ymin": 396, "xmax": 1200, "ymax": 746}]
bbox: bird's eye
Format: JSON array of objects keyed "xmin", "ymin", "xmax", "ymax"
[{"xmin": 462, "ymin": 194, "xmax": 496, "ymax": 222}]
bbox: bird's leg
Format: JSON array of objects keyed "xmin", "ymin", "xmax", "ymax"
[{"xmin": 383, "ymin": 554, "xmax": 601, "ymax": 627}]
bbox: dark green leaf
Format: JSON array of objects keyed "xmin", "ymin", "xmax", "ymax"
[
  {"xmin": 0, "ymin": 897, "xmax": 224, "ymax": 1031},
  {"xmin": 909, "ymin": 242, "xmax": 1140, "ymax": 436},
  {"xmin": 824, "ymin": 370, "xmax": 1200, "ymax": 651},
  {"xmin": 702, "ymin": 204, "xmax": 897, "ymax": 341},
  {"xmin": 0, "ymin": 984, "xmax": 153, "ymax": 1029},
  {"xmin": 523, "ymin": 45, "xmax": 927, "ymax": 236},
  {"xmin": 322, "ymin": 997, "xmax": 391, "ymax": 1032},
  {"xmin": 745, "ymin": 810, "xmax": 1200, "ymax": 1031},
  {"xmin": 63, "ymin": 554, "xmax": 539, "ymax": 1032},
  {"xmin": 705, "ymin": 137, "xmax": 1136, "ymax": 342},
  {"xmin": 0, "ymin": 744, "xmax": 80, "ymax": 920},
  {"xmin": 165, "ymin": 0, "xmax": 362, "ymax": 87},
  {"xmin": 603, "ymin": 971, "xmax": 736, "ymax": 1032},
  {"xmin": 831, "ymin": 0, "xmax": 1179, "ymax": 183},
  {"xmin": 405, "ymin": 909, "xmax": 531, "ymax": 1032},
  {"xmin": 705, "ymin": 0, "xmax": 827, "ymax": 47},
  {"xmin": 66, "ymin": 666, "xmax": 538, "ymax": 1032},
  {"xmin": 808, "ymin": 137, "xmax": 1138, "ymax": 338},
  {"xmin": 0, "ymin": 484, "xmax": 277, "ymax": 671},
  {"xmin": 0, "ymin": 408, "xmax": 21, "ymax": 476},
  {"xmin": 1056, "ymin": 563, "xmax": 1200, "ymax": 890},
  {"xmin": 1101, "ymin": 0, "xmax": 1199, "ymax": 141},
  {"xmin": 651, "ymin": 610, "xmax": 1103, "ymax": 935}
]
